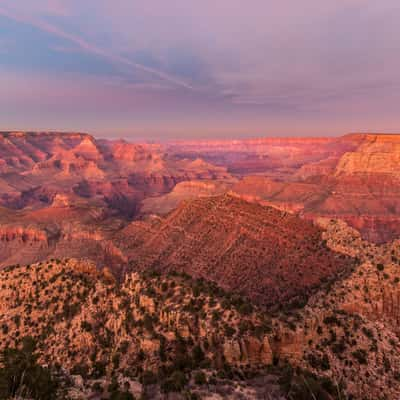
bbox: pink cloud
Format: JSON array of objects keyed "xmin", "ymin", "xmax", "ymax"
[{"xmin": 0, "ymin": 5, "xmax": 196, "ymax": 91}]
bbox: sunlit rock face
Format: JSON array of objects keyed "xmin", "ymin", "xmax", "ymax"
[
  {"xmin": 0, "ymin": 131, "xmax": 400, "ymax": 275},
  {"xmin": 0, "ymin": 131, "xmax": 232, "ymax": 215},
  {"xmin": 335, "ymin": 133, "xmax": 400, "ymax": 176},
  {"xmin": 191, "ymin": 133, "xmax": 400, "ymax": 244}
]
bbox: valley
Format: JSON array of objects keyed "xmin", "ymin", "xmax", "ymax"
[{"xmin": 0, "ymin": 131, "xmax": 400, "ymax": 399}]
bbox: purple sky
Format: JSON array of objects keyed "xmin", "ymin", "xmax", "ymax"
[{"xmin": 1, "ymin": 0, "xmax": 400, "ymax": 140}]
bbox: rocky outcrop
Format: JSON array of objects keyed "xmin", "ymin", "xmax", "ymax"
[
  {"xmin": 0, "ymin": 226, "xmax": 51, "ymax": 266},
  {"xmin": 263, "ymin": 217, "xmax": 400, "ymax": 400},
  {"xmin": 140, "ymin": 180, "xmax": 234, "ymax": 215},
  {"xmin": 335, "ymin": 134, "xmax": 400, "ymax": 177},
  {"xmin": 316, "ymin": 217, "xmax": 400, "ymax": 332},
  {"xmin": 223, "ymin": 336, "xmax": 273, "ymax": 365},
  {"xmin": 0, "ymin": 261, "xmax": 275, "ymax": 391}
]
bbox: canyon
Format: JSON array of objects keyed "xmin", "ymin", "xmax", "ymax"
[
  {"xmin": 0, "ymin": 131, "xmax": 399, "ymax": 271},
  {"xmin": 166, "ymin": 133, "xmax": 400, "ymax": 243},
  {"xmin": 1, "ymin": 131, "xmax": 400, "ymax": 399}
]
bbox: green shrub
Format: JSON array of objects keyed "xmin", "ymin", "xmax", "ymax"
[
  {"xmin": 141, "ymin": 370, "xmax": 157, "ymax": 385},
  {"xmin": 81, "ymin": 320, "xmax": 92, "ymax": 332},
  {"xmin": 307, "ymin": 353, "xmax": 330, "ymax": 371},
  {"xmin": 110, "ymin": 389, "xmax": 134, "ymax": 400},
  {"xmin": 143, "ymin": 314, "xmax": 153, "ymax": 332},
  {"xmin": 323, "ymin": 315, "xmax": 340, "ymax": 326},
  {"xmin": 91, "ymin": 361, "xmax": 107, "ymax": 378},
  {"xmin": 237, "ymin": 302, "xmax": 253, "ymax": 315},
  {"xmin": 352, "ymin": 349, "xmax": 368, "ymax": 364},
  {"xmin": 194, "ymin": 371, "xmax": 207, "ymax": 385},
  {"xmin": 224, "ymin": 325, "xmax": 235, "ymax": 337},
  {"xmin": 92, "ymin": 381, "xmax": 103, "ymax": 393},
  {"xmin": 161, "ymin": 370, "xmax": 187, "ymax": 393},
  {"xmin": 71, "ymin": 363, "xmax": 89, "ymax": 378},
  {"xmin": 0, "ymin": 336, "xmax": 58, "ymax": 400},
  {"xmin": 192, "ymin": 345, "xmax": 205, "ymax": 364}
]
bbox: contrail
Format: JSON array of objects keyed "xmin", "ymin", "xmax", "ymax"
[{"xmin": 0, "ymin": 6, "xmax": 196, "ymax": 91}]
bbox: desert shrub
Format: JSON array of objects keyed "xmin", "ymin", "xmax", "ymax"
[
  {"xmin": 192, "ymin": 345, "xmax": 205, "ymax": 364},
  {"xmin": 224, "ymin": 325, "xmax": 235, "ymax": 337},
  {"xmin": 323, "ymin": 315, "xmax": 340, "ymax": 326},
  {"xmin": 331, "ymin": 340, "xmax": 346, "ymax": 355},
  {"xmin": 62, "ymin": 302, "xmax": 80, "ymax": 319},
  {"xmin": 92, "ymin": 381, "xmax": 103, "ymax": 393},
  {"xmin": 13, "ymin": 315, "xmax": 21, "ymax": 327},
  {"xmin": 143, "ymin": 314, "xmax": 153, "ymax": 332},
  {"xmin": 307, "ymin": 353, "xmax": 330, "ymax": 370},
  {"xmin": 141, "ymin": 370, "xmax": 157, "ymax": 385},
  {"xmin": 137, "ymin": 349, "xmax": 146, "ymax": 362},
  {"xmin": 352, "ymin": 349, "xmax": 368, "ymax": 364},
  {"xmin": 362, "ymin": 327, "xmax": 374, "ymax": 339},
  {"xmin": 109, "ymin": 379, "xmax": 134, "ymax": 400},
  {"xmin": 119, "ymin": 340, "xmax": 129, "ymax": 354},
  {"xmin": 91, "ymin": 361, "xmax": 107, "ymax": 378},
  {"xmin": 161, "ymin": 370, "xmax": 188, "ymax": 393},
  {"xmin": 280, "ymin": 366, "xmax": 342, "ymax": 400},
  {"xmin": 237, "ymin": 302, "xmax": 253, "ymax": 315},
  {"xmin": 194, "ymin": 371, "xmax": 207, "ymax": 385},
  {"xmin": 394, "ymin": 371, "xmax": 400, "ymax": 381},
  {"xmin": 383, "ymin": 356, "xmax": 391, "ymax": 372},
  {"xmin": 289, "ymin": 375, "xmax": 336, "ymax": 400},
  {"xmin": 110, "ymin": 391, "xmax": 134, "ymax": 400},
  {"xmin": 173, "ymin": 353, "xmax": 193, "ymax": 371},
  {"xmin": 71, "ymin": 363, "xmax": 89, "ymax": 378},
  {"xmin": 239, "ymin": 319, "xmax": 254, "ymax": 334},
  {"xmin": 211, "ymin": 310, "xmax": 220, "ymax": 322},
  {"xmin": 192, "ymin": 284, "xmax": 201, "ymax": 298},
  {"xmin": 112, "ymin": 353, "xmax": 121, "ymax": 369},
  {"xmin": 81, "ymin": 320, "xmax": 92, "ymax": 332},
  {"xmin": 377, "ymin": 263, "xmax": 384, "ymax": 271},
  {"xmin": 1, "ymin": 324, "xmax": 8, "ymax": 335},
  {"xmin": 0, "ymin": 336, "xmax": 58, "ymax": 400}
]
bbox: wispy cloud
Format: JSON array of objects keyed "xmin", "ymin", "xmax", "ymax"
[{"xmin": 0, "ymin": 5, "xmax": 196, "ymax": 91}]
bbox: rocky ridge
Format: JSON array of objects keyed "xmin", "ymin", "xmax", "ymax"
[
  {"xmin": 120, "ymin": 194, "xmax": 353, "ymax": 307},
  {"xmin": 269, "ymin": 217, "xmax": 400, "ymax": 399}
]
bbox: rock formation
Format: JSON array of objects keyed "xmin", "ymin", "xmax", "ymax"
[{"xmin": 120, "ymin": 195, "xmax": 353, "ymax": 307}]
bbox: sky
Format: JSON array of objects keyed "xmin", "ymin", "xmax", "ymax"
[{"xmin": 0, "ymin": 0, "xmax": 400, "ymax": 140}]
